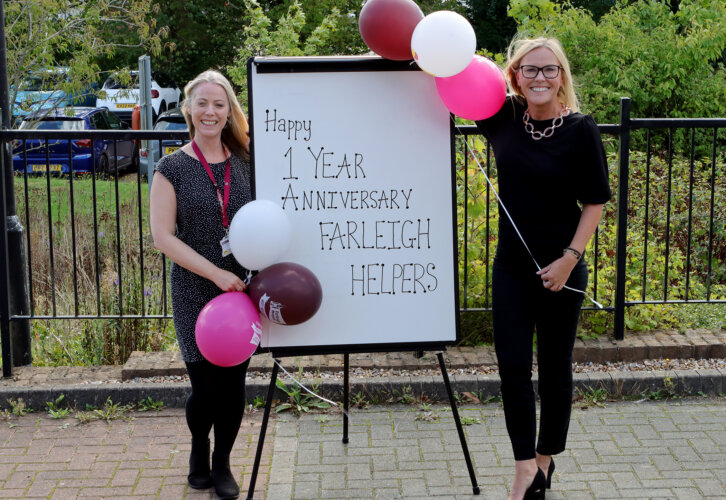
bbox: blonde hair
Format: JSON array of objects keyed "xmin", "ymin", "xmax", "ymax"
[
  {"xmin": 505, "ymin": 37, "xmax": 580, "ymax": 113},
  {"xmin": 182, "ymin": 70, "xmax": 250, "ymax": 161}
]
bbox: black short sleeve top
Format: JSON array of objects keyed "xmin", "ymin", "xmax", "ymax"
[{"xmin": 476, "ymin": 96, "xmax": 611, "ymax": 266}]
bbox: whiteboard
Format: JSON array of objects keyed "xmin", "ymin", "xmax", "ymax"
[{"xmin": 248, "ymin": 56, "xmax": 459, "ymax": 354}]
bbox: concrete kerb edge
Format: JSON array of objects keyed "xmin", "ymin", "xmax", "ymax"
[{"xmin": 1, "ymin": 370, "xmax": 724, "ymax": 410}]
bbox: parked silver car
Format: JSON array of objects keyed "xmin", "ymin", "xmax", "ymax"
[{"xmin": 140, "ymin": 107, "xmax": 188, "ymax": 175}]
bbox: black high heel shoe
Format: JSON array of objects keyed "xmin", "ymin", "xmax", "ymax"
[
  {"xmin": 543, "ymin": 459, "xmax": 555, "ymax": 489},
  {"xmin": 523, "ymin": 467, "xmax": 547, "ymax": 500}
]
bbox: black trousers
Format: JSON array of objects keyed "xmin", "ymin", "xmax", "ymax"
[
  {"xmin": 492, "ymin": 256, "xmax": 587, "ymax": 461},
  {"xmin": 185, "ymin": 359, "xmax": 250, "ymax": 456}
]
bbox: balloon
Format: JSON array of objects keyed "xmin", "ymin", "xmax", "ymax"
[
  {"xmin": 410, "ymin": 11, "xmax": 476, "ymax": 77},
  {"xmin": 435, "ymin": 55, "xmax": 507, "ymax": 121},
  {"xmin": 248, "ymin": 262, "xmax": 323, "ymax": 326},
  {"xmin": 359, "ymin": 0, "xmax": 424, "ymax": 60},
  {"xmin": 229, "ymin": 200, "xmax": 291, "ymax": 271},
  {"xmin": 195, "ymin": 292, "xmax": 262, "ymax": 367}
]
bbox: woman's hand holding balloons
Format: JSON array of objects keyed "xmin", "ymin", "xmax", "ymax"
[
  {"xmin": 536, "ymin": 256, "xmax": 578, "ymax": 293},
  {"xmin": 212, "ymin": 268, "xmax": 247, "ymax": 293}
]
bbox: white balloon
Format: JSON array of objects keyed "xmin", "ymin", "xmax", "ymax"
[
  {"xmin": 229, "ymin": 200, "xmax": 291, "ymax": 271},
  {"xmin": 410, "ymin": 11, "xmax": 477, "ymax": 78}
]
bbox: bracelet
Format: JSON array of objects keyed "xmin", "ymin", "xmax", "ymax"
[{"xmin": 563, "ymin": 247, "xmax": 582, "ymax": 260}]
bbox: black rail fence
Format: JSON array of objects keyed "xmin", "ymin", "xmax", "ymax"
[{"xmin": 0, "ymin": 98, "xmax": 724, "ymax": 376}]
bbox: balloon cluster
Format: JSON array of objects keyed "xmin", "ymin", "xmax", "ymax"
[
  {"xmin": 359, "ymin": 0, "xmax": 506, "ymax": 121},
  {"xmin": 195, "ymin": 200, "xmax": 323, "ymax": 366}
]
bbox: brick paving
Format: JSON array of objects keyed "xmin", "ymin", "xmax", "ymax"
[
  {"xmin": 0, "ymin": 329, "xmax": 723, "ymax": 498},
  {"xmin": 274, "ymin": 399, "xmax": 726, "ymax": 499},
  {"xmin": 0, "ymin": 409, "xmax": 270, "ymax": 500},
  {"xmin": 0, "ymin": 399, "xmax": 725, "ymax": 499}
]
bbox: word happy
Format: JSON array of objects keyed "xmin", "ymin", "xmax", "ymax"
[{"xmin": 265, "ymin": 109, "xmax": 312, "ymax": 141}]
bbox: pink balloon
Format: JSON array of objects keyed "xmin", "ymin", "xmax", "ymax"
[
  {"xmin": 435, "ymin": 55, "xmax": 507, "ymax": 121},
  {"xmin": 195, "ymin": 292, "xmax": 262, "ymax": 367}
]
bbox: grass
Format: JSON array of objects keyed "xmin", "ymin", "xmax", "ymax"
[{"xmin": 12, "ymin": 174, "xmax": 175, "ymax": 366}]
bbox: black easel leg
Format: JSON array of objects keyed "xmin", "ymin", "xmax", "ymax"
[
  {"xmin": 437, "ymin": 352, "xmax": 480, "ymax": 495},
  {"xmin": 246, "ymin": 360, "xmax": 280, "ymax": 500},
  {"xmin": 343, "ymin": 352, "xmax": 349, "ymax": 444}
]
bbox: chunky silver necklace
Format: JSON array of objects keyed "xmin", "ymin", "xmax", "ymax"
[{"xmin": 522, "ymin": 106, "xmax": 571, "ymax": 140}]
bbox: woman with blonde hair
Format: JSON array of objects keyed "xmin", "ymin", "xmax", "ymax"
[
  {"xmin": 150, "ymin": 69, "xmax": 252, "ymax": 499},
  {"xmin": 475, "ymin": 37, "xmax": 611, "ymax": 499}
]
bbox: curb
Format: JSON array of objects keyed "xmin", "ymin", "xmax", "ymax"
[{"xmin": 2, "ymin": 369, "xmax": 724, "ymax": 410}]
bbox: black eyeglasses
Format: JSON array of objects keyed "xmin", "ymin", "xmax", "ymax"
[{"xmin": 519, "ymin": 65, "xmax": 562, "ymax": 79}]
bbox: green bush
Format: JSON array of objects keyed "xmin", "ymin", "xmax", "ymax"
[{"xmin": 509, "ymin": 0, "xmax": 726, "ymax": 122}]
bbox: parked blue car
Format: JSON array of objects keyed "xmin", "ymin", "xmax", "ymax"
[
  {"xmin": 12, "ymin": 68, "xmax": 98, "ymax": 121},
  {"xmin": 13, "ymin": 107, "xmax": 139, "ymax": 175}
]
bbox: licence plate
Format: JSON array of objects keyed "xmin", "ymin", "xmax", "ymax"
[
  {"xmin": 164, "ymin": 146, "xmax": 179, "ymax": 155},
  {"xmin": 31, "ymin": 164, "xmax": 62, "ymax": 173},
  {"xmin": 116, "ymin": 103, "xmax": 135, "ymax": 108}
]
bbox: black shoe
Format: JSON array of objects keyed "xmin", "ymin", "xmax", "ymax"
[
  {"xmin": 543, "ymin": 459, "xmax": 555, "ymax": 489},
  {"xmin": 212, "ymin": 452, "xmax": 240, "ymax": 499},
  {"xmin": 523, "ymin": 467, "xmax": 547, "ymax": 500},
  {"xmin": 187, "ymin": 438, "xmax": 212, "ymax": 489}
]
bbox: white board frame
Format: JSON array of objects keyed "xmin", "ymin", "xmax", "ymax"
[{"xmin": 247, "ymin": 56, "xmax": 460, "ymax": 356}]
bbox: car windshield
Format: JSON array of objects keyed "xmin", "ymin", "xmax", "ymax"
[
  {"xmin": 103, "ymin": 74, "xmax": 139, "ymax": 90},
  {"xmin": 154, "ymin": 120, "xmax": 187, "ymax": 131},
  {"xmin": 19, "ymin": 119, "xmax": 84, "ymax": 130},
  {"xmin": 20, "ymin": 74, "xmax": 66, "ymax": 91}
]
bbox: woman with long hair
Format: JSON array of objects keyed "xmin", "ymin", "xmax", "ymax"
[{"xmin": 150, "ymin": 70, "xmax": 252, "ymax": 499}]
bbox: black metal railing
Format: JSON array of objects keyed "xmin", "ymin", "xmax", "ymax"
[{"xmin": 1, "ymin": 98, "xmax": 724, "ymax": 376}]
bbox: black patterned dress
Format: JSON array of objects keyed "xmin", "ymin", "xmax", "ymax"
[{"xmin": 155, "ymin": 149, "xmax": 252, "ymax": 362}]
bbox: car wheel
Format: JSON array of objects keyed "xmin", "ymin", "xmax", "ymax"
[{"xmin": 98, "ymin": 154, "xmax": 113, "ymax": 176}]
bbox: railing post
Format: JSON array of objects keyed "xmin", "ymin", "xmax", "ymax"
[
  {"xmin": 613, "ymin": 97, "xmax": 631, "ymax": 341},
  {"xmin": 0, "ymin": 0, "xmax": 32, "ymax": 374}
]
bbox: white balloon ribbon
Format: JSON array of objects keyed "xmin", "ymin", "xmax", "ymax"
[
  {"xmin": 273, "ymin": 359, "xmax": 354, "ymax": 423},
  {"xmin": 458, "ymin": 125, "xmax": 604, "ymax": 310}
]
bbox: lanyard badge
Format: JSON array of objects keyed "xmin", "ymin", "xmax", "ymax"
[{"xmin": 192, "ymin": 141, "xmax": 232, "ymax": 257}]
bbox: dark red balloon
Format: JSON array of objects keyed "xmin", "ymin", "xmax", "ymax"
[
  {"xmin": 248, "ymin": 262, "xmax": 323, "ymax": 326},
  {"xmin": 359, "ymin": 0, "xmax": 424, "ymax": 61}
]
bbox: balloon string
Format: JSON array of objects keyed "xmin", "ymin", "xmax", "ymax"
[
  {"xmin": 456, "ymin": 122, "xmax": 603, "ymax": 309},
  {"xmin": 244, "ymin": 270, "xmax": 254, "ymax": 286},
  {"xmin": 273, "ymin": 359, "xmax": 354, "ymax": 423}
]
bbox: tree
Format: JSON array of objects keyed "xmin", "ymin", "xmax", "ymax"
[
  {"xmin": 469, "ymin": 0, "xmax": 517, "ymax": 53},
  {"xmin": 227, "ymin": 0, "xmax": 344, "ymax": 107},
  {"xmin": 142, "ymin": 1, "xmax": 249, "ymax": 87},
  {"xmin": 5, "ymin": 0, "xmax": 166, "ymax": 119}
]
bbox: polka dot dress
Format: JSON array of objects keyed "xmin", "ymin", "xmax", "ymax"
[{"xmin": 155, "ymin": 149, "xmax": 252, "ymax": 362}]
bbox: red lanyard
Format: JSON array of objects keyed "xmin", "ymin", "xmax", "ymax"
[{"xmin": 192, "ymin": 140, "xmax": 231, "ymax": 230}]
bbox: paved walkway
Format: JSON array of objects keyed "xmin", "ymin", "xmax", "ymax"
[{"xmin": 0, "ymin": 398, "xmax": 725, "ymax": 499}]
